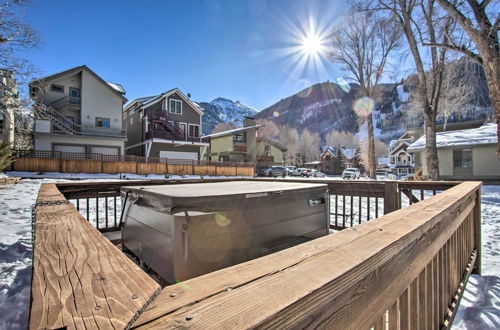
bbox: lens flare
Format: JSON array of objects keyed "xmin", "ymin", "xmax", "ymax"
[
  {"xmin": 336, "ymin": 77, "xmax": 351, "ymax": 93},
  {"xmin": 273, "ymin": 111, "xmax": 280, "ymax": 117},
  {"xmin": 215, "ymin": 213, "xmax": 231, "ymax": 227},
  {"xmin": 353, "ymin": 97, "xmax": 374, "ymax": 117}
]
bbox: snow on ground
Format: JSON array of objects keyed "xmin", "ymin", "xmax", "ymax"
[
  {"xmin": 452, "ymin": 185, "xmax": 500, "ymax": 330},
  {"xmin": 0, "ymin": 174, "xmax": 498, "ymax": 329}
]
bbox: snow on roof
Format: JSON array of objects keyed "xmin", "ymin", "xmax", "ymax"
[
  {"xmin": 341, "ymin": 148, "xmax": 356, "ymax": 160},
  {"xmin": 304, "ymin": 161, "xmax": 321, "ymax": 165},
  {"xmin": 107, "ymin": 82, "xmax": 125, "ymax": 94},
  {"xmin": 408, "ymin": 123, "xmax": 497, "ymax": 151},
  {"xmin": 203, "ymin": 125, "xmax": 263, "ymax": 138}
]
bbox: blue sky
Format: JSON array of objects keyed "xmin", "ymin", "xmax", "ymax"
[{"xmin": 22, "ymin": 0, "xmax": 351, "ymax": 110}]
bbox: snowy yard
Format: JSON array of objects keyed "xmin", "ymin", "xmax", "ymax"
[{"xmin": 0, "ymin": 176, "xmax": 498, "ymax": 329}]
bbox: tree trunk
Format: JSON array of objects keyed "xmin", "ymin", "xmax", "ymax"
[
  {"xmin": 367, "ymin": 114, "xmax": 376, "ymax": 179},
  {"xmin": 482, "ymin": 54, "xmax": 500, "ymax": 156},
  {"xmin": 423, "ymin": 109, "xmax": 440, "ymax": 180}
]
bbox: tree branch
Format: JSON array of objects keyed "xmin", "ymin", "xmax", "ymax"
[{"xmin": 423, "ymin": 42, "xmax": 483, "ymax": 63}]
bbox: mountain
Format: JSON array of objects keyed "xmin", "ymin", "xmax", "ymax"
[
  {"xmin": 199, "ymin": 97, "xmax": 259, "ymax": 135},
  {"xmin": 256, "ymin": 81, "xmax": 361, "ymax": 136}
]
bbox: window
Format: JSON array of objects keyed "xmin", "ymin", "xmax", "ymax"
[
  {"xmin": 264, "ymin": 145, "xmax": 271, "ymax": 156},
  {"xmin": 130, "ymin": 116, "xmax": 133, "ymax": 125},
  {"xmin": 96, "ymin": 117, "xmax": 111, "ymax": 128},
  {"xmin": 51, "ymin": 84, "xmax": 64, "ymax": 93},
  {"xmin": 453, "ymin": 149, "xmax": 472, "ymax": 168},
  {"xmin": 69, "ymin": 87, "xmax": 80, "ymax": 104},
  {"xmin": 169, "ymin": 99, "xmax": 182, "ymax": 114},
  {"xmin": 188, "ymin": 124, "xmax": 199, "ymax": 137},
  {"xmin": 233, "ymin": 132, "xmax": 246, "ymax": 143}
]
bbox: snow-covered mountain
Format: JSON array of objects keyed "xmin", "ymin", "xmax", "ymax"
[{"xmin": 198, "ymin": 97, "xmax": 259, "ymax": 135}]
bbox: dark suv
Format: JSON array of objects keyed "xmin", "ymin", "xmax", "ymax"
[{"xmin": 268, "ymin": 166, "xmax": 287, "ymax": 177}]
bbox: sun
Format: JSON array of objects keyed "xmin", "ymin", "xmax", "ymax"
[{"xmin": 301, "ymin": 33, "xmax": 324, "ymax": 56}]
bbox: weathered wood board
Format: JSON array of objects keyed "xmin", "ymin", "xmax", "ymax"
[{"xmin": 29, "ymin": 184, "xmax": 161, "ymax": 329}]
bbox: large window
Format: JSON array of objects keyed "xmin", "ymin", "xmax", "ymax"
[
  {"xmin": 453, "ymin": 149, "xmax": 472, "ymax": 168},
  {"xmin": 169, "ymin": 99, "xmax": 182, "ymax": 114},
  {"xmin": 96, "ymin": 117, "xmax": 111, "ymax": 128},
  {"xmin": 233, "ymin": 132, "xmax": 246, "ymax": 143},
  {"xmin": 188, "ymin": 124, "xmax": 199, "ymax": 137},
  {"xmin": 51, "ymin": 84, "xmax": 64, "ymax": 93}
]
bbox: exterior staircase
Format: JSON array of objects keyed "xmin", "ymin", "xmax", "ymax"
[{"xmin": 36, "ymin": 104, "xmax": 81, "ymax": 135}]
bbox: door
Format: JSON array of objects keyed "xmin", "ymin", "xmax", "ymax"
[
  {"xmin": 69, "ymin": 87, "xmax": 81, "ymax": 105},
  {"xmin": 159, "ymin": 150, "xmax": 198, "ymax": 160},
  {"xmin": 178, "ymin": 123, "xmax": 186, "ymax": 140}
]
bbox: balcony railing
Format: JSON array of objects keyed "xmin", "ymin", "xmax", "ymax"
[
  {"xmin": 146, "ymin": 129, "xmax": 203, "ymax": 143},
  {"xmin": 257, "ymin": 155, "xmax": 274, "ymax": 163},
  {"xmin": 233, "ymin": 143, "xmax": 247, "ymax": 153}
]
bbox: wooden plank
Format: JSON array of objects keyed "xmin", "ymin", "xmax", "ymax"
[
  {"xmin": 409, "ymin": 278, "xmax": 419, "ymax": 329},
  {"xmin": 131, "ymin": 181, "xmax": 480, "ymax": 329},
  {"xmin": 388, "ymin": 300, "xmax": 399, "ymax": 329},
  {"xmin": 473, "ymin": 187, "xmax": 481, "ymax": 274},
  {"xmin": 29, "ymin": 184, "xmax": 161, "ymax": 330},
  {"xmin": 384, "ymin": 181, "xmax": 399, "ymax": 214},
  {"xmin": 399, "ymin": 289, "xmax": 410, "ymax": 330}
]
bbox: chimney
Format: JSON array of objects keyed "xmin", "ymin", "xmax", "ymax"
[{"xmin": 243, "ymin": 116, "xmax": 256, "ymax": 127}]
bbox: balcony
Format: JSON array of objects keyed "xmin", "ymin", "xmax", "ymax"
[
  {"xmin": 257, "ymin": 155, "xmax": 274, "ymax": 163},
  {"xmin": 146, "ymin": 129, "xmax": 202, "ymax": 143},
  {"xmin": 233, "ymin": 143, "xmax": 247, "ymax": 154}
]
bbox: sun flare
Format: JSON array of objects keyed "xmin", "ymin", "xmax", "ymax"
[{"xmin": 301, "ymin": 33, "xmax": 324, "ymax": 56}]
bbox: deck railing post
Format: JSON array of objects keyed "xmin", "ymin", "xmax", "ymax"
[
  {"xmin": 472, "ymin": 186, "xmax": 482, "ymax": 274},
  {"xmin": 384, "ymin": 181, "xmax": 399, "ymax": 214}
]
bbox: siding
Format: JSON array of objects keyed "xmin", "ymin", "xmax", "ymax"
[
  {"xmin": 210, "ymin": 135, "xmax": 234, "ymax": 154},
  {"xmin": 472, "ymin": 145, "xmax": 500, "ymax": 178}
]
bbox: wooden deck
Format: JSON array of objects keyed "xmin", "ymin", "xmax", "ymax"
[
  {"xmin": 30, "ymin": 184, "xmax": 161, "ymax": 329},
  {"xmin": 29, "ymin": 179, "xmax": 481, "ymax": 329}
]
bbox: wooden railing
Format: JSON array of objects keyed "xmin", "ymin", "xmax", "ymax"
[
  {"xmin": 31, "ymin": 179, "xmax": 481, "ymax": 329},
  {"xmin": 233, "ymin": 142, "xmax": 247, "ymax": 153}
]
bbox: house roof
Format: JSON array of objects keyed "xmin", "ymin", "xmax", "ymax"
[
  {"xmin": 341, "ymin": 148, "xmax": 357, "ymax": 160},
  {"xmin": 408, "ymin": 123, "xmax": 498, "ymax": 151},
  {"xmin": 320, "ymin": 146, "xmax": 338, "ymax": 159},
  {"xmin": 204, "ymin": 125, "xmax": 263, "ymax": 138},
  {"xmin": 256, "ymin": 136, "xmax": 287, "ymax": 151},
  {"xmin": 30, "ymin": 65, "xmax": 127, "ymax": 102},
  {"xmin": 125, "ymin": 88, "xmax": 203, "ymax": 116}
]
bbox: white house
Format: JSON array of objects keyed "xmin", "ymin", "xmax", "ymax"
[
  {"xmin": 408, "ymin": 123, "xmax": 500, "ymax": 180},
  {"xmin": 388, "ymin": 132, "xmax": 415, "ymax": 176},
  {"xmin": 30, "ymin": 65, "xmax": 127, "ymax": 155}
]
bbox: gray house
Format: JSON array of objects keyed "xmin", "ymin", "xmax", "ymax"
[
  {"xmin": 408, "ymin": 123, "xmax": 499, "ymax": 180},
  {"xmin": 124, "ymin": 88, "xmax": 209, "ymax": 160}
]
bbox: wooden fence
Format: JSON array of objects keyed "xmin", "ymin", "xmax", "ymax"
[
  {"xmin": 31, "ymin": 179, "xmax": 481, "ymax": 329},
  {"xmin": 12, "ymin": 151, "xmax": 255, "ymax": 177}
]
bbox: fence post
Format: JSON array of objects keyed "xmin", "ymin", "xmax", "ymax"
[
  {"xmin": 384, "ymin": 181, "xmax": 399, "ymax": 214},
  {"xmin": 472, "ymin": 185, "xmax": 482, "ymax": 275},
  {"xmin": 192, "ymin": 159, "xmax": 195, "ymax": 175},
  {"xmin": 165, "ymin": 158, "xmax": 169, "ymax": 175}
]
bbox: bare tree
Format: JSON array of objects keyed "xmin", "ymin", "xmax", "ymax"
[
  {"xmin": 325, "ymin": 130, "xmax": 359, "ymax": 149},
  {"xmin": 279, "ymin": 125, "xmax": 300, "ymax": 165},
  {"xmin": 299, "ymin": 129, "xmax": 321, "ymax": 163},
  {"xmin": 256, "ymin": 119, "xmax": 280, "ymax": 140},
  {"xmin": 427, "ymin": 0, "xmax": 500, "ymax": 155},
  {"xmin": 212, "ymin": 122, "xmax": 237, "ymax": 133},
  {"xmin": 359, "ymin": 137, "xmax": 389, "ymax": 170},
  {"xmin": 0, "ymin": 0, "xmax": 41, "ymax": 86},
  {"xmin": 330, "ymin": 9, "xmax": 402, "ymax": 179},
  {"xmin": 359, "ymin": 0, "xmax": 457, "ymax": 180}
]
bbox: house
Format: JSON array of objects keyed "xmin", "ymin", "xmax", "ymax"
[
  {"xmin": 204, "ymin": 118, "xmax": 261, "ymax": 162},
  {"xmin": 255, "ymin": 136, "xmax": 287, "ymax": 164},
  {"xmin": 0, "ymin": 69, "xmax": 18, "ymax": 145},
  {"xmin": 123, "ymin": 88, "xmax": 209, "ymax": 160},
  {"xmin": 320, "ymin": 147, "xmax": 341, "ymax": 174},
  {"xmin": 388, "ymin": 132, "xmax": 415, "ymax": 176},
  {"xmin": 30, "ymin": 65, "xmax": 127, "ymax": 155},
  {"xmin": 408, "ymin": 123, "xmax": 500, "ymax": 180}
]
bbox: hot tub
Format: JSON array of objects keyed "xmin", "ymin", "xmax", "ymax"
[{"xmin": 121, "ymin": 181, "xmax": 328, "ymax": 283}]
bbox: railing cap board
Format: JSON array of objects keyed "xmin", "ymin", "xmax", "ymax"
[
  {"xmin": 130, "ymin": 181, "xmax": 480, "ymax": 329},
  {"xmin": 30, "ymin": 183, "xmax": 161, "ymax": 330}
]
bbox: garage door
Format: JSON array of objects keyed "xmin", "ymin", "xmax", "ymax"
[
  {"xmin": 91, "ymin": 146, "xmax": 119, "ymax": 155},
  {"xmin": 54, "ymin": 145, "xmax": 86, "ymax": 153},
  {"xmin": 159, "ymin": 151, "xmax": 198, "ymax": 160}
]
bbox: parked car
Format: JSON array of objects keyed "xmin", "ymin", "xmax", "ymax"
[
  {"xmin": 311, "ymin": 170, "xmax": 326, "ymax": 178},
  {"xmin": 285, "ymin": 166, "xmax": 297, "ymax": 176},
  {"xmin": 376, "ymin": 170, "xmax": 388, "ymax": 180},
  {"xmin": 257, "ymin": 166, "xmax": 272, "ymax": 177},
  {"xmin": 342, "ymin": 168, "xmax": 361, "ymax": 179},
  {"xmin": 268, "ymin": 166, "xmax": 287, "ymax": 177},
  {"xmin": 290, "ymin": 167, "xmax": 308, "ymax": 177}
]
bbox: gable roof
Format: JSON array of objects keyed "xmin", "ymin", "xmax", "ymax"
[
  {"xmin": 408, "ymin": 123, "xmax": 498, "ymax": 151},
  {"xmin": 256, "ymin": 136, "xmax": 287, "ymax": 151},
  {"xmin": 320, "ymin": 146, "xmax": 338, "ymax": 159},
  {"xmin": 31, "ymin": 65, "xmax": 127, "ymax": 102},
  {"xmin": 204, "ymin": 124, "xmax": 263, "ymax": 138},
  {"xmin": 137, "ymin": 88, "xmax": 204, "ymax": 116}
]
